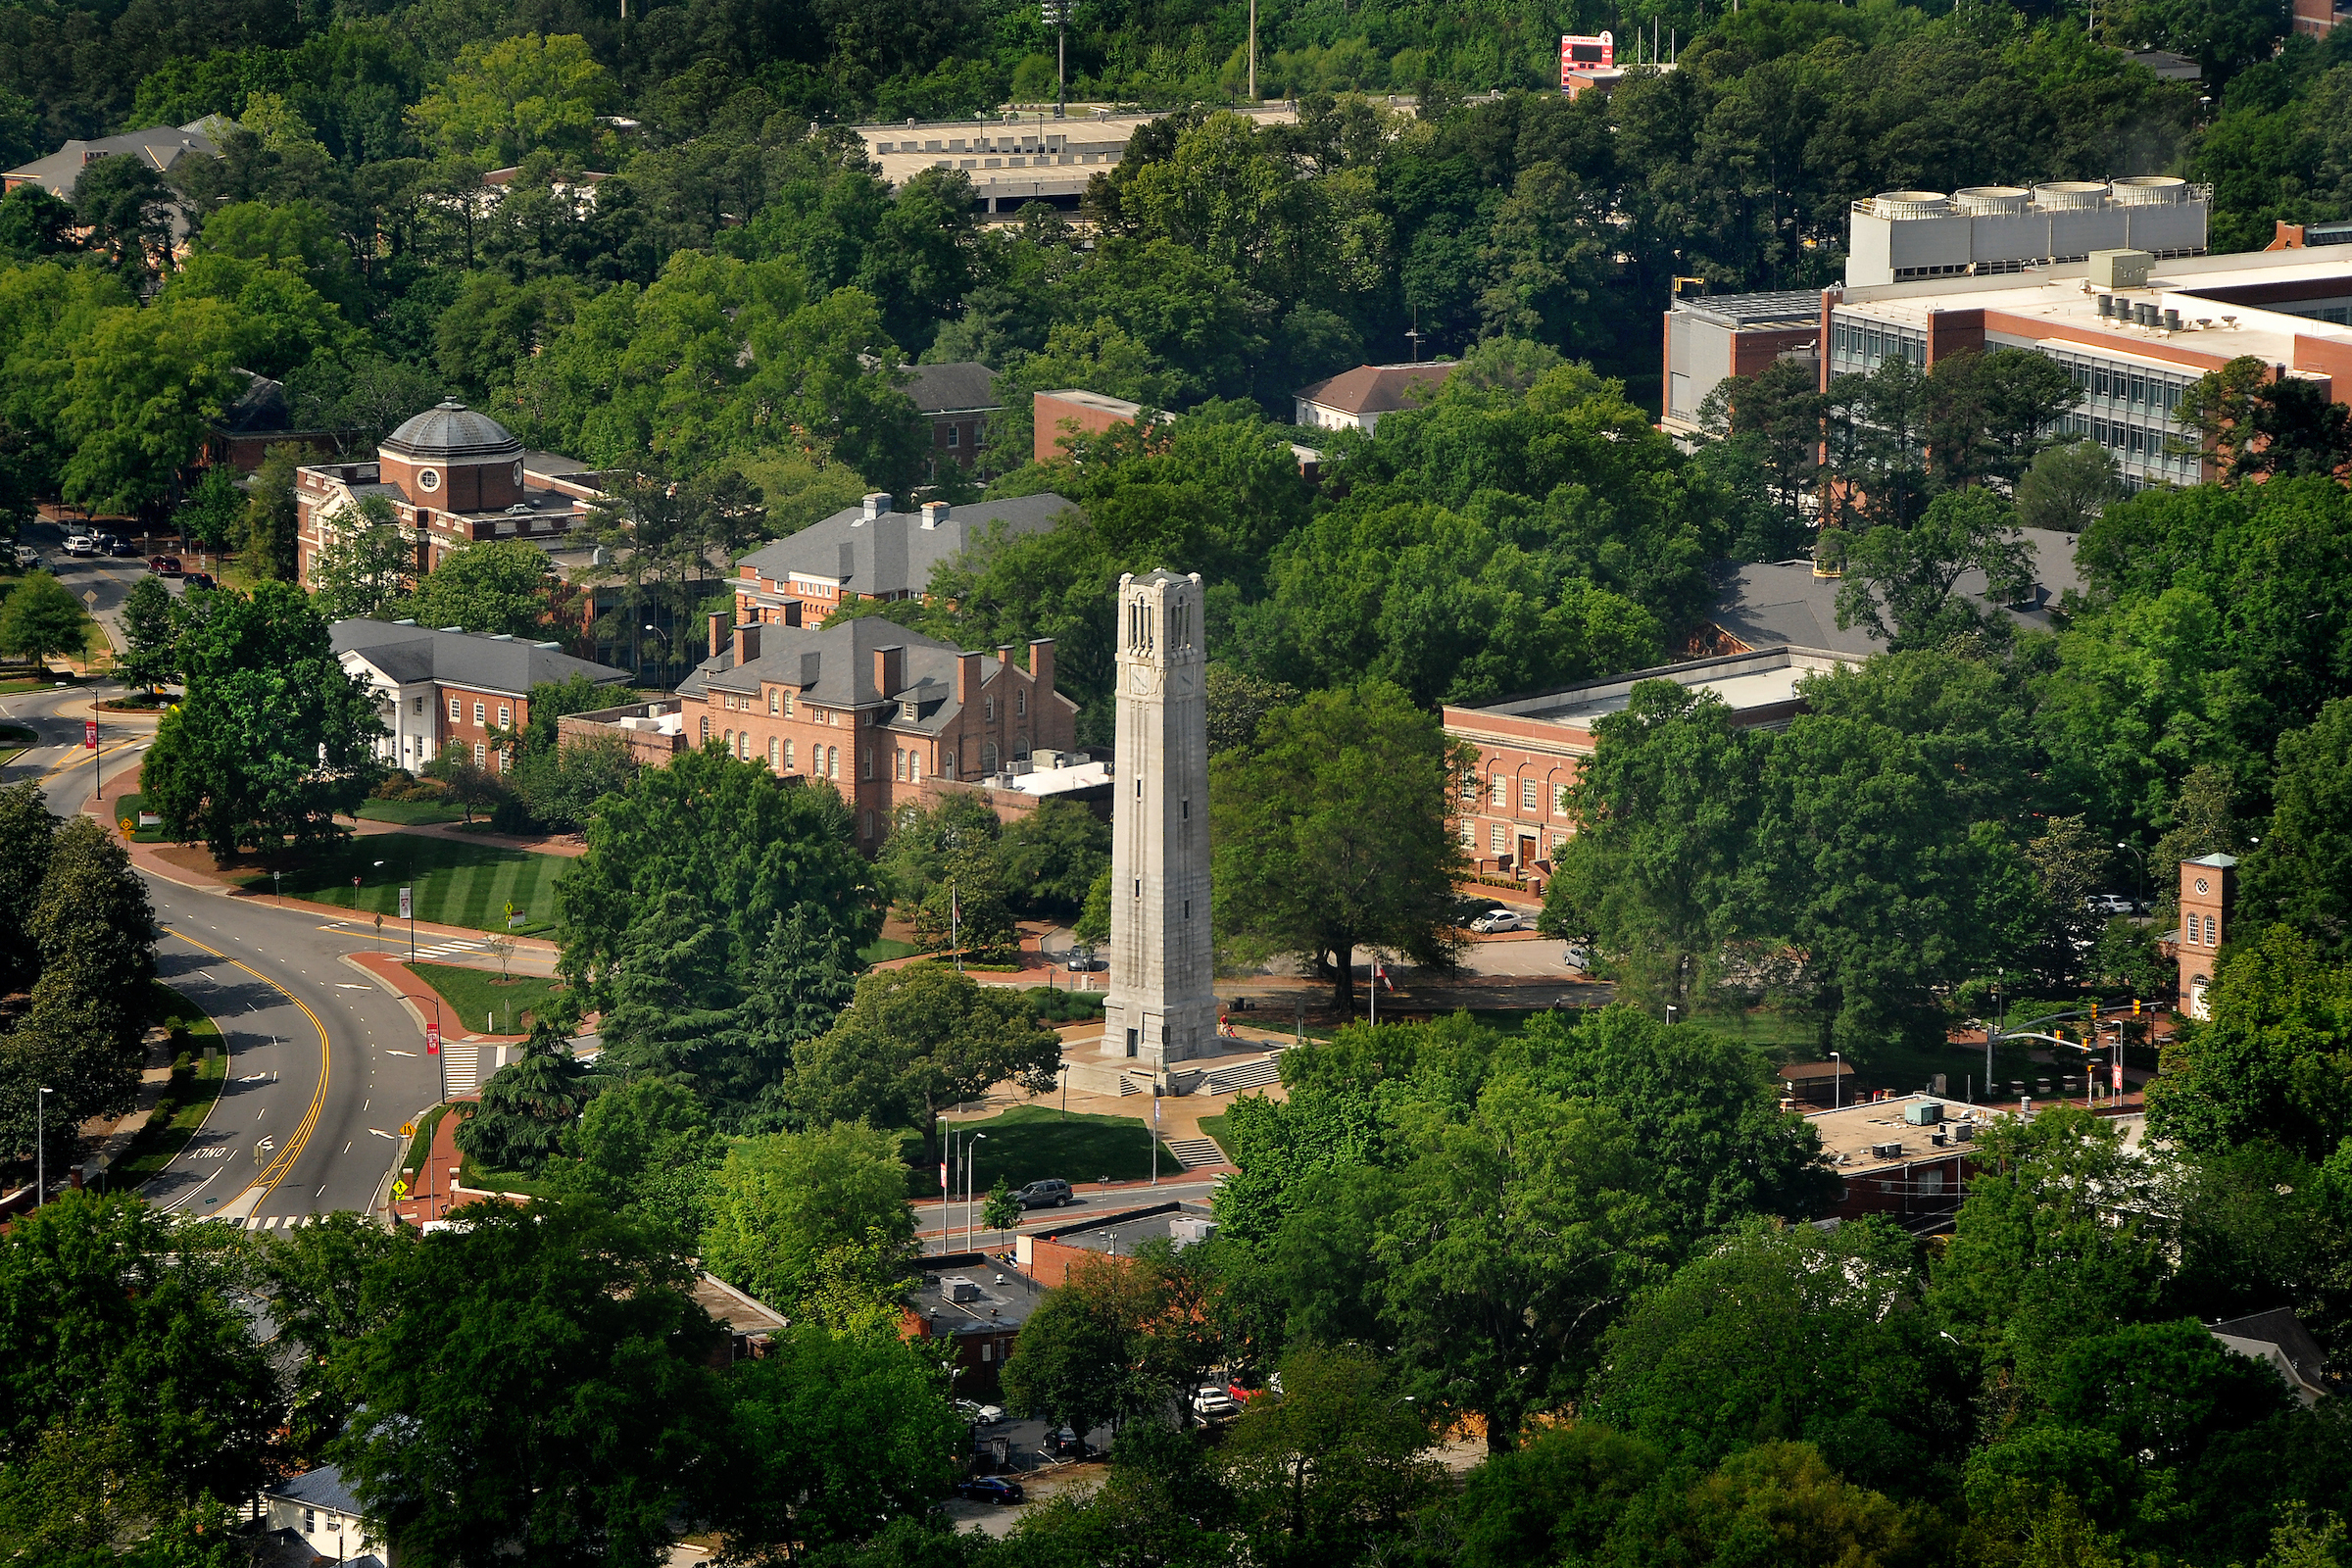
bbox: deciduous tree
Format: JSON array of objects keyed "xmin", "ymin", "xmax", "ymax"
[{"xmin": 700, "ymin": 1120, "xmax": 918, "ymax": 1313}]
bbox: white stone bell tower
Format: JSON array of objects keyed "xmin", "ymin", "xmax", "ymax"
[{"xmin": 1102, "ymin": 569, "xmax": 1215, "ymax": 1071}]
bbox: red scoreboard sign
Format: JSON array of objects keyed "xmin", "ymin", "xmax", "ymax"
[{"xmin": 1561, "ymin": 31, "xmax": 1614, "ymax": 85}]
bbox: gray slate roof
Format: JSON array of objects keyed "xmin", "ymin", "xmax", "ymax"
[
  {"xmin": 679, "ymin": 616, "xmax": 1000, "ymax": 735},
  {"xmin": 906, "ymin": 362, "xmax": 1001, "ymax": 415},
  {"xmin": 738, "ymin": 493, "xmax": 1076, "ymax": 601},
  {"xmin": 3, "ymin": 122, "xmax": 217, "ymax": 197},
  {"xmin": 332, "ymin": 619, "xmax": 630, "ymax": 698},
  {"xmin": 264, "ymin": 1464, "xmax": 364, "ymax": 1515},
  {"xmin": 382, "ymin": 401, "xmax": 522, "ymax": 462},
  {"xmin": 1705, "ymin": 525, "xmax": 2085, "ymax": 657}
]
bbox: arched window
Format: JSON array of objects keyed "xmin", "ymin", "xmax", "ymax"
[
  {"xmin": 983, "ymin": 741, "xmax": 1000, "ymax": 772},
  {"xmin": 942, "ymin": 750, "xmax": 956, "ymax": 779},
  {"xmin": 768, "ymin": 736, "xmax": 780, "ymax": 770}
]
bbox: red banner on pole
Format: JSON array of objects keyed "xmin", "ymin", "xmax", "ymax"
[
  {"xmin": 426, "ymin": 1022, "xmax": 441, "ymax": 1056},
  {"xmin": 83, "ymin": 718, "xmax": 97, "ymax": 749}
]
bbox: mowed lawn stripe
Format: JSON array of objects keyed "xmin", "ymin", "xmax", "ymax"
[{"xmin": 261, "ymin": 836, "xmax": 568, "ymax": 934}]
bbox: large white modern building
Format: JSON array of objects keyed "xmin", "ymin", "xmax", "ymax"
[{"xmin": 851, "ymin": 103, "xmax": 1301, "ymax": 214}]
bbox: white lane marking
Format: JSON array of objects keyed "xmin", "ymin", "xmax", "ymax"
[
  {"xmin": 384, "ymin": 1050, "xmax": 416, "ymax": 1057},
  {"xmin": 335, "ymin": 984, "xmax": 370, "ymax": 991},
  {"xmin": 368, "ymin": 1128, "xmax": 397, "ymax": 1139}
]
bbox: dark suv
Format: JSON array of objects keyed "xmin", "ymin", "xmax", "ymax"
[{"xmin": 1016, "ymin": 1178, "xmax": 1073, "ymax": 1210}]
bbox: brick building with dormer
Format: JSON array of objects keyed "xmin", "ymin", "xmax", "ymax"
[{"xmin": 670, "ymin": 615, "xmax": 1078, "ymax": 849}]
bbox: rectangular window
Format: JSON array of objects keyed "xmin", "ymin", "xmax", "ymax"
[
  {"xmin": 498, "ymin": 704, "xmax": 511, "ymax": 727},
  {"xmin": 862, "ymin": 810, "xmax": 874, "ymax": 838},
  {"xmin": 2205, "ymin": 913, "xmax": 2217, "ymax": 945},
  {"xmin": 1520, "ymin": 778, "xmax": 1539, "ymax": 811},
  {"xmin": 895, "ymin": 749, "xmax": 906, "ymax": 780},
  {"xmin": 1490, "ymin": 824, "xmax": 1507, "ymax": 854},
  {"xmin": 909, "ymin": 751, "xmax": 920, "ymax": 782},
  {"xmin": 472, "ymin": 741, "xmax": 486, "ymax": 766},
  {"xmin": 473, "ymin": 702, "xmax": 485, "ymax": 725},
  {"xmin": 1184, "ymin": 900, "xmax": 1192, "ymax": 919},
  {"xmin": 783, "ymin": 740, "xmax": 795, "ymax": 770},
  {"xmin": 947, "ymin": 424, "xmax": 959, "ymax": 448},
  {"xmin": 448, "ymin": 697, "xmax": 460, "ymax": 722},
  {"xmin": 1491, "ymin": 775, "xmax": 1507, "ymax": 808},
  {"xmin": 1461, "ymin": 819, "xmax": 1477, "ymax": 846},
  {"xmin": 861, "ymin": 750, "xmax": 873, "ymax": 780},
  {"xmin": 1016, "ymin": 690, "xmax": 1026, "ymax": 716}
]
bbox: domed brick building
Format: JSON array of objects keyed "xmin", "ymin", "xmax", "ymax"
[{"xmin": 293, "ymin": 401, "xmax": 606, "ymax": 586}]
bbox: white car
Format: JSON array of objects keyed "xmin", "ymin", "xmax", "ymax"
[
  {"xmin": 1469, "ymin": 909, "xmax": 1525, "ymax": 934},
  {"xmin": 955, "ymin": 1399, "xmax": 1005, "ymax": 1427},
  {"xmin": 11, "ymin": 544, "xmax": 37, "ymax": 567},
  {"xmin": 63, "ymin": 535, "xmax": 96, "ymax": 557},
  {"xmin": 1192, "ymin": 1385, "xmax": 1240, "ymax": 1421},
  {"xmin": 2084, "ymin": 894, "xmax": 2136, "ymax": 917}
]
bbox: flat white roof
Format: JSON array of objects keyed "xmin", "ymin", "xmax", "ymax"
[
  {"xmin": 1454, "ymin": 647, "xmax": 1857, "ymax": 734},
  {"xmin": 1836, "ymin": 247, "xmax": 2352, "ymax": 370}
]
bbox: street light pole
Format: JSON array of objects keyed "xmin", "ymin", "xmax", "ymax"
[
  {"xmin": 966, "ymin": 1133, "xmax": 987, "ymax": 1253},
  {"xmin": 1830, "ymin": 1052, "xmax": 1841, "ymax": 1111}
]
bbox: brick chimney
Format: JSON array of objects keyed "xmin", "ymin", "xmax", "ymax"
[
  {"xmin": 957, "ymin": 650, "xmax": 983, "ymax": 706},
  {"xmin": 734, "ymin": 623, "xmax": 761, "ymax": 665},
  {"xmin": 1028, "ymin": 637, "xmax": 1055, "ymax": 698},
  {"xmin": 872, "ymin": 644, "xmax": 905, "ymax": 701},
  {"xmin": 709, "ymin": 612, "xmax": 726, "ymax": 659}
]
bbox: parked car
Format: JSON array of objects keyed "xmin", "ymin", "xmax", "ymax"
[
  {"xmin": 148, "ymin": 556, "xmax": 182, "ymax": 576},
  {"xmin": 1469, "ymin": 909, "xmax": 1525, "ymax": 934},
  {"xmin": 11, "ymin": 544, "xmax": 37, "ymax": 567},
  {"xmin": 955, "ymin": 1399, "xmax": 1006, "ymax": 1427},
  {"xmin": 1016, "ymin": 1178, "xmax": 1074, "ymax": 1210},
  {"xmin": 182, "ymin": 571, "xmax": 216, "ymax": 591},
  {"xmin": 106, "ymin": 536, "xmax": 138, "ymax": 557},
  {"xmin": 1065, "ymin": 950, "xmax": 1104, "ymax": 972},
  {"xmin": 953, "ymin": 1475, "xmax": 1025, "ymax": 1504},
  {"xmin": 1039, "ymin": 1427, "xmax": 1087, "ymax": 1460},
  {"xmin": 63, "ymin": 535, "xmax": 96, "ymax": 556},
  {"xmin": 1193, "ymin": 1385, "xmax": 1240, "ymax": 1421},
  {"xmin": 2084, "ymin": 893, "xmax": 2136, "ymax": 917}
]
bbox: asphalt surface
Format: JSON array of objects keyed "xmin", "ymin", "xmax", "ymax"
[{"xmin": 7, "ymin": 526, "xmax": 442, "ymax": 1223}]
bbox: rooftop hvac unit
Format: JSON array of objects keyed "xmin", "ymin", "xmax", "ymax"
[
  {"xmin": 1169, "ymin": 1216, "xmax": 1219, "ymax": 1248},
  {"xmin": 2034, "ymin": 180, "xmax": 2108, "ymax": 211},
  {"xmin": 2110, "ymin": 174, "xmax": 2189, "ymax": 206},
  {"xmin": 1871, "ymin": 1142, "xmax": 1905, "ymax": 1160},
  {"xmin": 2089, "ymin": 249, "xmax": 2154, "ymax": 288},
  {"xmin": 1953, "ymin": 184, "xmax": 2031, "ymax": 216},
  {"xmin": 942, "ymin": 1277, "xmax": 983, "ymax": 1303},
  {"xmin": 1952, "ymin": 1121, "xmax": 1976, "ymax": 1142},
  {"xmin": 1902, "ymin": 1101, "xmax": 1945, "ymax": 1126},
  {"xmin": 1872, "ymin": 190, "xmax": 1949, "ymax": 220}
]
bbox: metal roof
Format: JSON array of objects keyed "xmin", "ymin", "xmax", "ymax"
[
  {"xmin": 1674, "ymin": 289, "xmax": 1825, "ymax": 328},
  {"xmin": 381, "ymin": 401, "xmax": 522, "ymax": 463},
  {"xmin": 264, "ymin": 1464, "xmax": 364, "ymax": 1515}
]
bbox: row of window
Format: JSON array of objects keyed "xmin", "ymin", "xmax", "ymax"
[
  {"xmin": 2186, "ymin": 911, "xmax": 2219, "ymax": 946},
  {"xmin": 1476, "ymin": 771, "xmax": 1569, "ymax": 815},
  {"xmin": 448, "ymin": 697, "xmax": 512, "ymax": 728},
  {"xmin": 1461, "ymin": 820, "xmax": 1572, "ymax": 856},
  {"xmin": 696, "ymin": 723, "xmax": 1011, "ymax": 786},
  {"xmin": 713, "ymin": 688, "xmax": 1026, "ymax": 722},
  {"xmin": 1829, "ymin": 320, "xmax": 1927, "ymax": 369},
  {"xmin": 2059, "ymin": 359, "xmax": 2188, "ymax": 413}
]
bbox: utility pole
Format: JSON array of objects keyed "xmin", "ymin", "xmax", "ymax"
[{"xmin": 1249, "ymin": 0, "xmax": 1257, "ymax": 102}]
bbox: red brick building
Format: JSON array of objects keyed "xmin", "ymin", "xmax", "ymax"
[
  {"xmin": 331, "ymin": 618, "xmax": 632, "ymax": 773},
  {"xmin": 1442, "ymin": 648, "xmax": 1854, "ymax": 884},
  {"xmin": 2177, "ymin": 852, "xmax": 2237, "ymax": 1020},
  {"xmin": 730, "ymin": 493, "xmax": 1074, "ymax": 630},
  {"xmin": 294, "ymin": 401, "xmax": 605, "ymax": 588},
  {"xmin": 672, "ymin": 615, "xmax": 1078, "ymax": 849}
]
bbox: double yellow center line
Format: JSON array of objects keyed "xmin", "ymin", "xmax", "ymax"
[{"xmin": 165, "ymin": 927, "xmax": 329, "ymax": 1206}]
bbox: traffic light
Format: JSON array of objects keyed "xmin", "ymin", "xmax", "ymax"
[
  {"xmin": 2090, "ymin": 1002, "xmax": 2099, "ymax": 1024},
  {"xmin": 2132, "ymin": 998, "xmax": 2142, "ymax": 1017}
]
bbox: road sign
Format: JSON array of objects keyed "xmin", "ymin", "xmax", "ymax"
[
  {"xmin": 400, "ymin": 1121, "xmax": 416, "ymax": 1136},
  {"xmin": 81, "ymin": 589, "xmax": 97, "ymax": 607},
  {"xmin": 392, "ymin": 1180, "xmax": 409, "ymax": 1198},
  {"xmin": 83, "ymin": 718, "xmax": 96, "ymax": 749},
  {"xmin": 426, "ymin": 1021, "xmax": 440, "ymax": 1055},
  {"xmin": 399, "ymin": 887, "xmax": 413, "ymax": 920}
]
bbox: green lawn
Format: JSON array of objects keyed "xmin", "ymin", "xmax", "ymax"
[
  {"xmin": 408, "ymin": 960, "xmax": 566, "ymax": 1037},
  {"xmin": 113, "ymin": 983, "xmax": 228, "ymax": 1188},
  {"xmin": 858, "ymin": 936, "xmax": 923, "ymax": 963},
  {"xmin": 1196, "ymin": 1111, "xmax": 1233, "ymax": 1155},
  {"xmin": 233, "ymin": 836, "xmax": 567, "ymax": 935},
  {"xmin": 0, "ymin": 675, "xmax": 54, "ymax": 695},
  {"xmin": 0, "ymin": 723, "xmax": 31, "ymax": 765},
  {"xmin": 902, "ymin": 1103, "xmax": 1180, "ymax": 1198},
  {"xmin": 402, "ymin": 1103, "xmax": 450, "ymax": 1173},
  {"xmin": 357, "ymin": 797, "xmax": 471, "ymax": 825}
]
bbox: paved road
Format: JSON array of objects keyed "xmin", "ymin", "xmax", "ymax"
[{"xmin": 5, "ymin": 656, "xmax": 440, "ymax": 1226}]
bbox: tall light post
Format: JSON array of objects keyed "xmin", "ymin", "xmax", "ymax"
[
  {"xmin": 965, "ymin": 1133, "xmax": 987, "ymax": 1254},
  {"xmin": 1829, "ymin": 1052, "xmax": 1841, "ymax": 1111},
  {"xmin": 2114, "ymin": 841, "xmax": 2149, "ymax": 912},
  {"xmin": 35, "ymin": 1086, "xmax": 52, "ymax": 1209}
]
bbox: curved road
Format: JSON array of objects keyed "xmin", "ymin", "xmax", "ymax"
[{"xmin": 7, "ymin": 525, "xmax": 440, "ymax": 1225}]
